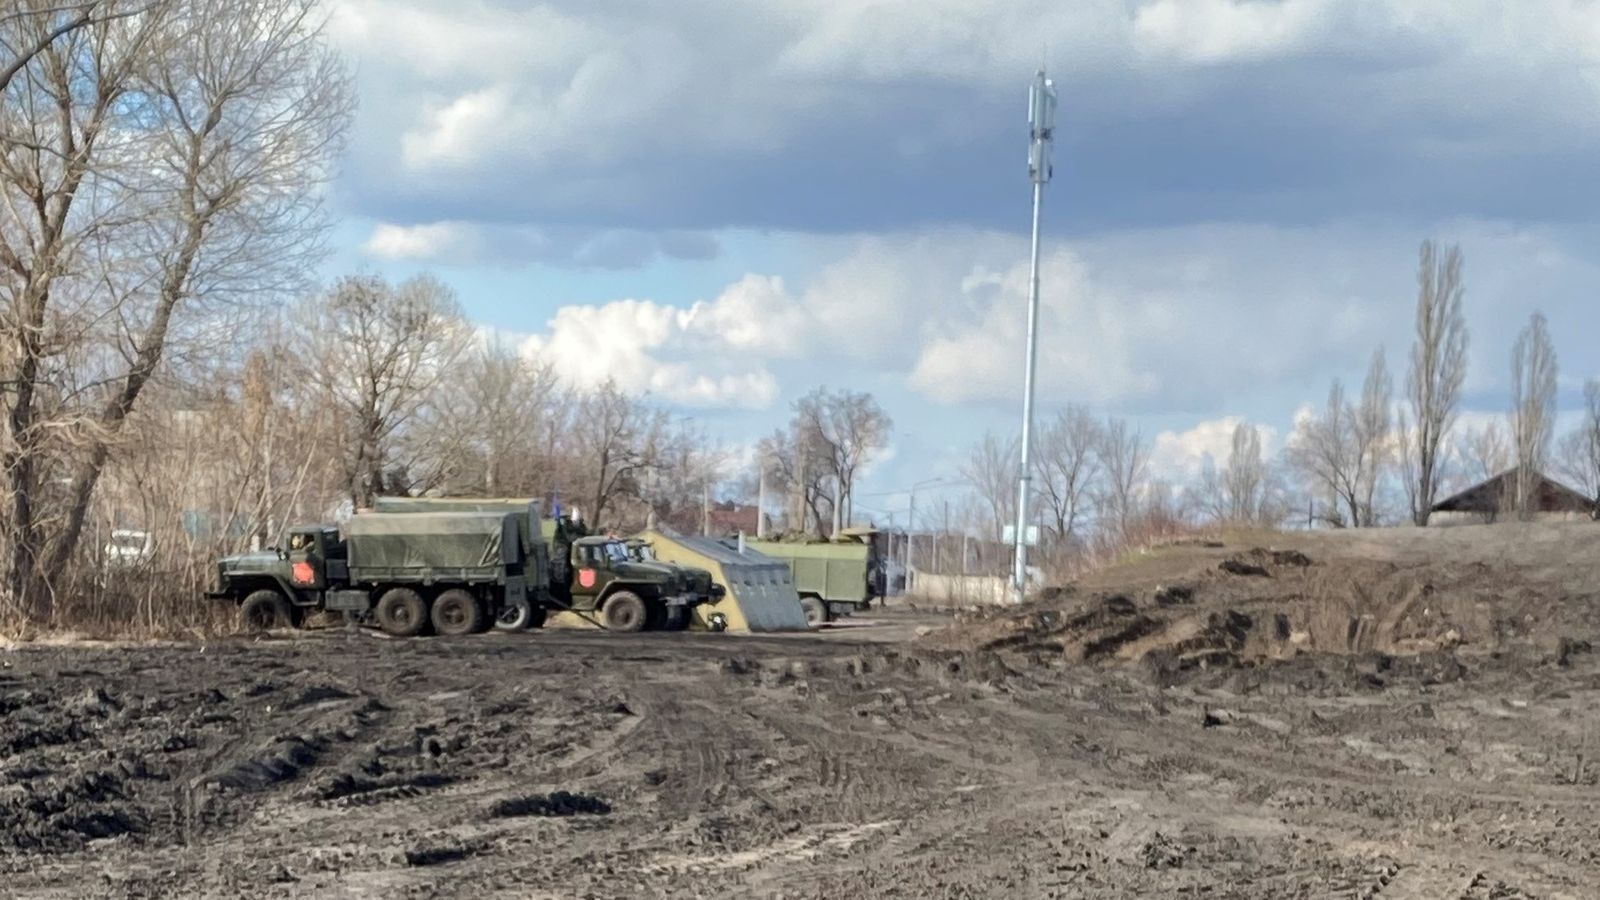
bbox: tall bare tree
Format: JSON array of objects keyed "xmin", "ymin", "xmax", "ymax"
[
  {"xmin": 1509, "ymin": 310, "xmax": 1558, "ymax": 519},
  {"xmin": 1095, "ymin": 416, "xmax": 1148, "ymax": 538},
  {"xmin": 1553, "ymin": 379, "xmax": 1600, "ymax": 510},
  {"xmin": 1352, "ymin": 349, "xmax": 1392, "ymax": 525},
  {"xmin": 792, "ymin": 387, "xmax": 890, "ymax": 535},
  {"xmin": 301, "ymin": 275, "xmax": 473, "ymax": 507},
  {"xmin": 1033, "ymin": 405, "xmax": 1101, "ymax": 545},
  {"xmin": 567, "ymin": 381, "xmax": 675, "ymax": 528},
  {"xmin": 1288, "ymin": 381, "xmax": 1358, "ymax": 526},
  {"xmin": 0, "ymin": 0, "xmax": 350, "ymax": 616},
  {"xmin": 757, "ymin": 426, "xmax": 832, "ymax": 537},
  {"xmin": 1404, "ymin": 240, "xmax": 1469, "ymax": 525},
  {"xmin": 1224, "ymin": 422, "xmax": 1265, "ymax": 522},
  {"xmin": 960, "ymin": 431, "xmax": 1018, "ymax": 549}
]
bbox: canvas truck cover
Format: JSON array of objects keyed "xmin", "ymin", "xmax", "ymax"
[
  {"xmin": 345, "ymin": 511, "xmax": 514, "ymax": 574},
  {"xmin": 636, "ymin": 530, "xmax": 808, "ymax": 632},
  {"xmin": 742, "ymin": 539, "xmax": 873, "ymax": 604},
  {"xmin": 369, "ymin": 497, "xmax": 548, "ymax": 588}
]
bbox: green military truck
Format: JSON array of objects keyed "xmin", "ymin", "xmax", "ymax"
[
  {"xmin": 209, "ymin": 511, "xmax": 537, "ymax": 637},
  {"xmin": 368, "ymin": 496, "xmax": 710, "ymax": 632},
  {"xmin": 742, "ymin": 528, "xmax": 885, "ymax": 624},
  {"xmin": 624, "ymin": 537, "xmax": 721, "ymax": 610}
]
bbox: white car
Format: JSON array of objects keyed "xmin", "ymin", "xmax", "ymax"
[{"xmin": 104, "ymin": 529, "xmax": 154, "ymax": 567}]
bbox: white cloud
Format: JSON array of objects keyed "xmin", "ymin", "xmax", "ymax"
[
  {"xmin": 360, "ymin": 221, "xmax": 720, "ymax": 269},
  {"xmin": 364, "ymin": 221, "xmax": 478, "ymax": 259},
  {"xmin": 1133, "ymin": 0, "xmax": 1340, "ymax": 65},
  {"xmin": 1150, "ymin": 417, "xmax": 1280, "ymax": 482}
]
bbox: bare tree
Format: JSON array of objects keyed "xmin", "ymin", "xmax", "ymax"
[
  {"xmin": 1352, "ymin": 349, "xmax": 1392, "ymax": 525},
  {"xmin": 758, "ymin": 425, "xmax": 833, "ymax": 537},
  {"xmin": 1509, "ymin": 310, "xmax": 1558, "ymax": 519},
  {"xmin": 1459, "ymin": 421, "xmax": 1512, "ymax": 485},
  {"xmin": 301, "ymin": 275, "xmax": 473, "ymax": 507},
  {"xmin": 792, "ymin": 387, "xmax": 890, "ymax": 535},
  {"xmin": 1033, "ymin": 405, "xmax": 1101, "ymax": 545},
  {"xmin": 567, "ymin": 381, "xmax": 676, "ymax": 528},
  {"xmin": 1553, "ymin": 379, "xmax": 1600, "ymax": 509},
  {"xmin": 1404, "ymin": 240, "xmax": 1469, "ymax": 525},
  {"xmin": 1288, "ymin": 381, "xmax": 1358, "ymax": 527},
  {"xmin": 959, "ymin": 431, "xmax": 1017, "ymax": 551},
  {"xmin": 1224, "ymin": 422, "xmax": 1266, "ymax": 522},
  {"xmin": 1095, "ymin": 417, "xmax": 1148, "ymax": 538},
  {"xmin": 0, "ymin": 0, "xmax": 351, "ymax": 617},
  {"xmin": 441, "ymin": 340, "xmax": 562, "ymax": 496}
]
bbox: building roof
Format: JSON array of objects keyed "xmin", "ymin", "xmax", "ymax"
[{"xmin": 1430, "ymin": 469, "xmax": 1593, "ymax": 514}]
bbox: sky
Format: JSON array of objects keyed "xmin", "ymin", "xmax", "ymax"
[{"xmin": 317, "ymin": 0, "xmax": 1600, "ymax": 524}]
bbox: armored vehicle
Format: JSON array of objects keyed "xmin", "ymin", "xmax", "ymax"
[{"xmin": 209, "ymin": 511, "xmax": 534, "ymax": 637}]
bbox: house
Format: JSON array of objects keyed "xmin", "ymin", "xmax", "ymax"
[
  {"xmin": 1429, "ymin": 469, "xmax": 1594, "ymax": 525},
  {"xmin": 706, "ymin": 501, "xmax": 762, "ymax": 536}
]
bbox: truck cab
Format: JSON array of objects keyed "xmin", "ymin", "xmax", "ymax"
[{"xmin": 564, "ymin": 536, "xmax": 703, "ymax": 631}]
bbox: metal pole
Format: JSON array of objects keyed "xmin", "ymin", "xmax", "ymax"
[
  {"xmin": 1012, "ymin": 180, "xmax": 1044, "ymax": 601},
  {"xmin": 1013, "ymin": 68, "xmax": 1054, "ymax": 604},
  {"xmin": 756, "ymin": 463, "xmax": 767, "ymax": 538},
  {"xmin": 906, "ymin": 486, "xmax": 916, "ymax": 593}
]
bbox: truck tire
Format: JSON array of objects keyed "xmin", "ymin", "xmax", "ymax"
[
  {"xmin": 471, "ymin": 598, "xmax": 496, "ymax": 633},
  {"xmin": 240, "ymin": 590, "xmax": 293, "ymax": 633},
  {"xmin": 495, "ymin": 596, "xmax": 534, "ymax": 632},
  {"xmin": 376, "ymin": 587, "xmax": 428, "ymax": 638},
  {"xmin": 663, "ymin": 605, "xmax": 690, "ymax": 631},
  {"xmin": 430, "ymin": 589, "xmax": 481, "ymax": 636},
  {"xmin": 601, "ymin": 591, "xmax": 647, "ymax": 633},
  {"xmin": 800, "ymin": 595, "xmax": 829, "ymax": 626}
]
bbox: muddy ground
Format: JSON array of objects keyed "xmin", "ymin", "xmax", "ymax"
[{"xmin": 6, "ymin": 522, "xmax": 1600, "ymax": 898}]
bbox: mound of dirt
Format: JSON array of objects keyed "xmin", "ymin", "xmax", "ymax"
[{"xmin": 925, "ymin": 528, "xmax": 1589, "ymax": 676}]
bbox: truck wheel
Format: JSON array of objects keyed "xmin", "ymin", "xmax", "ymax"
[
  {"xmin": 800, "ymin": 595, "xmax": 829, "ymax": 626},
  {"xmin": 645, "ymin": 600, "xmax": 667, "ymax": 631},
  {"xmin": 376, "ymin": 587, "xmax": 428, "ymax": 638},
  {"xmin": 601, "ymin": 591, "xmax": 647, "ymax": 633},
  {"xmin": 430, "ymin": 589, "xmax": 481, "ymax": 636},
  {"xmin": 663, "ymin": 605, "xmax": 690, "ymax": 632},
  {"xmin": 495, "ymin": 596, "xmax": 534, "ymax": 632},
  {"xmin": 240, "ymin": 590, "xmax": 293, "ymax": 633},
  {"xmin": 472, "ymin": 599, "xmax": 496, "ymax": 633}
]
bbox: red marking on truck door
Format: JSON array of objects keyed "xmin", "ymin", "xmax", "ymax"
[
  {"xmin": 578, "ymin": 568, "xmax": 596, "ymax": 589},
  {"xmin": 291, "ymin": 561, "xmax": 315, "ymax": 585}
]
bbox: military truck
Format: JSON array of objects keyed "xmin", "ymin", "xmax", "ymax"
[
  {"xmin": 209, "ymin": 511, "xmax": 536, "ymax": 637},
  {"xmin": 367, "ymin": 497, "xmax": 709, "ymax": 632},
  {"xmin": 555, "ymin": 534, "xmax": 706, "ymax": 631},
  {"xmin": 624, "ymin": 537, "xmax": 721, "ymax": 614},
  {"xmin": 742, "ymin": 528, "xmax": 885, "ymax": 624}
]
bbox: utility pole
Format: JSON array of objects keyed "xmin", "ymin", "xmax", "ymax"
[
  {"xmin": 1012, "ymin": 67, "xmax": 1056, "ymax": 604},
  {"xmin": 756, "ymin": 460, "xmax": 767, "ymax": 538},
  {"xmin": 907, "ymin": 477, "xmax": 942, "ymax": 593}
]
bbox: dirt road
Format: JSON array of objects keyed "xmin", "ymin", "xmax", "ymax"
[{"xmin": 6, "ymin": 524, "xmax": 1600, "ymax": 898}]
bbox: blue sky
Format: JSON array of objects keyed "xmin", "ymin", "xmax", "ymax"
[{"xmin": 318, "ymin": 0, "xmax": 1600, "ymax": 519}]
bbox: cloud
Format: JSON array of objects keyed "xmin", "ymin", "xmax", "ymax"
[
  {"xmin": 1132, "ymin": 0, "xmax": 1341, "ymax": 64},
  {"xmin": 328, "ymin": 0, "xmax": 1600, "ymax": 239},
  {"xmin": 1150, "ymin": 417, "xmax": 1280, "ymax": 482},
  {"xmin": 361, "ymin": 221, "xmax": 720, "ymax": 269}
]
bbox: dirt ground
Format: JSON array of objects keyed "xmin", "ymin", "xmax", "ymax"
[{"xmin": 6, "ymin": 521, "xmax": 1600, "ymax": 898}]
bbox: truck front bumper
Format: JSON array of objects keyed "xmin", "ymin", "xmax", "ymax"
[{"xmin": 664, "ymin": 592, "xmax": 701, "ymax": 608}]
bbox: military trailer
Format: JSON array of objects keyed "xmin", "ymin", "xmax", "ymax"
[
  {"xmin": 367, "ymin": 497, "xmax": 709, "ymax": 632},
  {"xmin": 209, "ymin": 511, "xmax": 535, "ymax": 637},
  {"xmin": 742, "ymin": 529, "xmax": 884, "ymax": 624}
]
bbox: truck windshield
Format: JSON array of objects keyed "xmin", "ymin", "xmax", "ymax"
[{"xmin": 603, "ymin": 542, "xmax": 628, "ymax": 563}]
